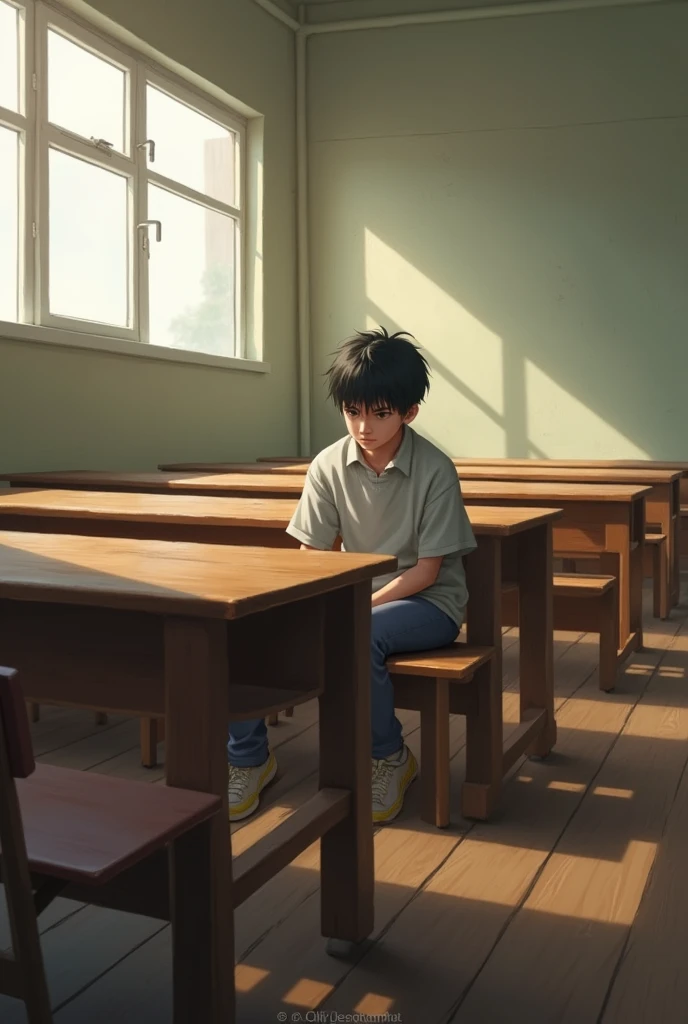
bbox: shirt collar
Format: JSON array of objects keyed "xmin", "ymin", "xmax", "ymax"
[{"xmin": 345, "ymin": 425, "xmax": 414, "ymax": 477}]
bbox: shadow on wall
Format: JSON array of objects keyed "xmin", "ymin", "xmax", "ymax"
[{"xmin": 309, "ymin": 117, "xmax": 687, "ymax": 457}]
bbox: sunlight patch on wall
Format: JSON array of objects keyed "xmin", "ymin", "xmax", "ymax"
[
  {"xmin": 364, "ymin": 228, "xmax": 507, "ymax": 454},
  {"xmin": 525, "ymin": 360, "xmax": 649, "ymax": 458}
]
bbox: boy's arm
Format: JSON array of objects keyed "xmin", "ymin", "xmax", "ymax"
[
  {"xmin": 370, "ymin": 557, "xmax": 443, "ymax": 607},
  {"xmin": 300, "ymin": 545, "xmax": 441, "ymax": 602},
  {"xmin": 368, "ymin": 475, "xmax": 476, "ymax": 608},
  {"xmin": 286, "ymin": 463, "xmax": 340, "ymax": 550}
]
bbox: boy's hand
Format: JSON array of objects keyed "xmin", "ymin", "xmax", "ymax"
[{"xmin": 371, "ymin": 557, "xmax": 443, "ymax": 608}]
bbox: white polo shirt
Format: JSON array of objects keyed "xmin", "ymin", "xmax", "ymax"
[{"xmin": 286, "ymin": 426, "xmax": 476, "ymax": 626}]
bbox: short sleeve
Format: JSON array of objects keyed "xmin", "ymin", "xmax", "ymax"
[
  {"xmin": 418, "ymin": 476, "xmax": 476, "ymax": 559},
  {"xmin": 286, "ymin": 462, "xmax": 340, "ymax": 550}
]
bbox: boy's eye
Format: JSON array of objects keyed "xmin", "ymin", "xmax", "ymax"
[
  {"xmin": 374, "ymin": 410, "xmax": 390, "ymax": 419},
  {"xmin": 344, "ymin": 407, "xmax": 359, "ymax": 418}
]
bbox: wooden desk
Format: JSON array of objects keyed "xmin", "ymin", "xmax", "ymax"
[
  {"xmin": 153, "ymin": 461, "xmax": 679, "ymax": 609},
  {"xmin": 160, "ymin": 461, "xmax": 311, "ymax": 474},
  {"xmin": 0, "ymin": 490, "xmax": 561, "ymax": 803},
  {"xmin": 1, "ymin": 472, "xmax": 648, "ymax": 663},
  {"xmin": 458, "ymin": 480, "xmax": 649, "ymax": 663},
  {"xmin": 255, "ymin": 454, "xmax": 688, "ymax": 501},
  {"xmin": 4, "ymin": 469, "xmax": 307, "ymax": 499},
  {"xmin": 0, "ymin": 531, "xmax": 394, "ymax": 1023},
  {"xmin": 452, "ymin": 456, "xmax": 688, "ymax": 501},
  {"xmin": 450, "ymin": 465, "xmax": 680, "ymax": 610}
]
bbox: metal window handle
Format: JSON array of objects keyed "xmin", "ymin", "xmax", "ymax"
[
  {"xmin": 90, "ymin": 137, "xmax": 113, "ymax": 154},
  {"xmin": 137, "ymin": 139, "xmax": 155, "ymax": 162},
  {"xmin": 137, "ymin": 220, "xmax": 162, "ymax": 255}
]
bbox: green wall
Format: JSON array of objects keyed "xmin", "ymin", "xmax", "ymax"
[
  {"xmin": 308, "ymin": 2, "xmax": 688, "ymax": 457},
  {"xmin": 1, "ymin": 0, "xmax": 297, "ymax": 471}
]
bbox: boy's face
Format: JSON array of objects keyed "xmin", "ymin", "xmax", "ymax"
[{"xmin": 342, "ymin": 403, "xmax": 419, "ymax": 453}]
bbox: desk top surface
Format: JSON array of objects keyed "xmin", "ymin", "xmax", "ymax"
[
  {"xmin": 0, "ymin": 531, "xmax": 396, "ymax": 620},
  {"xmin": 0, "ymin": 488, "xmax": 563, "ymax": 535}
]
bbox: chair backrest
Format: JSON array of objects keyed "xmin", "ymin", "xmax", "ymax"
[
  {"xmin": 0, "ymin": 668, "xmax": 52, "ymax": 1018},
  {"xmin": 0, "ymin": 667, "xmax": 35, "ymax": 779}
]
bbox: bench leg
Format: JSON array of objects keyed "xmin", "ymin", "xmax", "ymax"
[
  {"xmin": 95, "ymin": 711, "xmax": 108, "ymax": 726},
  {"xmin": 419, "ymin": 678, "xmax": 450, "ymax": 828},
  {"xmin": 462, "ymin": 662, "xmax": 501, "ymax": 820},
  {"xmin": 599, "ymin": 588, "xmax": 620, "ymax": 692},
  {"xmin": 285, "ymin": 706, "xmax": 294, "ymax": 717},
  {"xmin": 28, "ymin": 701, "xmax": 40, "ymax": 724},
  {"xmin": 266, "ymin": 714, "xmax": 279, "ymax": 727},
  {"xmin": 140, "ymin": 717, "xmax": 161, "ymax": 768},
  {"xmin": 652, "ymin": 540, "xmax": 669, "ymax": 620}
]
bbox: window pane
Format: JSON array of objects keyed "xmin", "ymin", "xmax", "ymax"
[
  {"xmin": 148, "ymin": 185, "xmax": 236, "ymax": 357},
  {"xmin": 48, "ymin": 30, "xmax": 126, "ymax": 152},
  {"xmin": 0, "ymin": 127, "xmax": 18, "ymax": 321},
  {"xmin": 0, "ymin": 0, "xmax": 18, "ymax": 112},
  {"xmin": 49, "ymin": 149, "xmax": 128, "ymax": 326},
  {"xmin": 146, "ymin": 86, "xmax": 235, "ymax": 205}
]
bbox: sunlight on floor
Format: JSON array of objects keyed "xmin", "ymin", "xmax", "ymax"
[
  {"xmin": 525, "ymin": 840, "xmax": 658, "ymax": 925},
  {"xmin": 355, "ymin": 992, "xmax": 396, "ymax": 1015},
  {"xmin": 283, "ymin": 976, "xmax": 335, "ymax": 1007},
  {"xmin": 593, "ymin": 785, "xmax": 634, "ymax": 799},
  {"xmin": 235, "ymin": 964, "xmax": 269, "ymax": 992}
]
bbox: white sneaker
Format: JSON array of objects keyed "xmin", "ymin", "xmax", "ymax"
[
  {"xmin": 372, "ymin": 745, "xmax": 418, "ymax": 823},
  {"xmin": 227, "ymin": 752, "xmax": 277, "ymax": 821}
]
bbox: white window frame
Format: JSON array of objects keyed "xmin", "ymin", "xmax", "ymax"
[
  {"xmin": 139, "ymin": 69, "xmax": 246, "ymax": 355},
  {"xmin": 0, "ymin": 0, "xmax": 257, "ymax": 370}
]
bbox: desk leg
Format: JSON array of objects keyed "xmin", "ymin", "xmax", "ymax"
[
  {"xmin": 648, "ymin": 489, "xmax": 675, "ymax": 614},
  {"xmin": 320, "ymin": 583, "xmax": 374, "ymax": 955},
  {"xmin": 165, "ymin": 617, "xmax": 234, "ymax": 1024},
  {"xmin": 518, "ymin": 523, "xmax": 556, "ymax": 757},
  {"xmin": 464, "ymin": 536, "xmax": 503, "ymax": 819},
  {"xmin": 672, "ymin": 495, "xmax": 681, "ymax": 606},
  {"xmin": 603, "ymin": 521, "xmax": 643, "ymax": 655}
]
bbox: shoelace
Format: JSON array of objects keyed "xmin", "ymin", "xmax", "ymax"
[
  {"xmin": 371, "ymin": 758, "xmax": 397, "ymax": 802},
  {"xmin": 227, "ymin": 764, "xmax": 251, "ymax": 800}
]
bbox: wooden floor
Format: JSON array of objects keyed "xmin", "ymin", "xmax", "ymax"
[{"xmin": 3, "ymin": 578, "xmax": 688, "ymax": 1023}]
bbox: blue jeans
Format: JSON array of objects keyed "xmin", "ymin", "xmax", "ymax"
[{"xmin": 227, "ymin": 596, "xmax": 460, "ymax": 766}]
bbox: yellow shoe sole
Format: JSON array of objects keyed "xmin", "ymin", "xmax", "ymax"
[
  {"xmin": 229, "ymin": 753, "xmax": 277, "ymax": 822},
  {"xmin": 372, "ymin": 749, "xmax": 418, "ymax": 824}
]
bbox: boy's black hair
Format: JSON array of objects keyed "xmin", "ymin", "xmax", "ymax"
[{"xmin": 325, "ymin": 326, "xmax": 430, "ymax": 415}]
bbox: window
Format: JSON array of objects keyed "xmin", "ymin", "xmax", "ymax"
[{"xmin": 0, "ymin": 0, "xmax": 246, "ymax": 361}]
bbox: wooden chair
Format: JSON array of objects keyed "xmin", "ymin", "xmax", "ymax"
[
  {"xmin": 0, "ymin": 667, "xmax": 222, "ymax": 1022},
  {"xmin": 267, "ymin": 707, "xmax": 295, "ymax": 727},
  {"xmin": 503, "ymin": 573, "xmax": 619, "ymax": 691},
  {"xmin": 27, "ymin": 703, "xmax": 107, "ymax": 727},
  {"xmin": 387, "ymin": 643, "xmax": 496, "ymax": 827},
  {"xmin": 138, "ymin": 707, "xmax": 297, "ymax": 769},
  {"xmin": 28, "ymin": 701, "xmax": 158, "ymax": 767}
]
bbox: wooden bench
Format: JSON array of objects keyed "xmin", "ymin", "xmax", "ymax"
[
  {"xmin": 387, "ymin": 643, "xmax": 498, "ymax": 827},
  {"xmin": 566, "ymin": 530, "xmax": 669, "ymax": 621},
  {"xmin": 681, "ymin": 506, "xmax": 688, "ymax": 558},
  {"xmin": 0, "ymin": 667, "xmax": 222, "ymax": 1022},
  {"xmin": 503, "ymin": 573, "xmax": 619, "ymax": 692}
]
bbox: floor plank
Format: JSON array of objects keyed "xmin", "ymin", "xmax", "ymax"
[{"xmin": 0, "ymin": 907, "xmax": 165, "ymax": 1022}]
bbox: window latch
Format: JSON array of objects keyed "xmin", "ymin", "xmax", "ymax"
[
  {"xmin": 137, "ymin": 220, "xmax": 162, "ymax": 256},
  {"xmin": 90, "ymin": 137, "xmax": 114, "ymax": 154},
  {"xmin": 136, "ymin": 139, "xmax": 156, "ymax": 163}
]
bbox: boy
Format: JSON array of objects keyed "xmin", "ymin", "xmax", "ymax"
[{"xmin": 227, "ymin": 327, "xmax": 476, "ymax": 823}]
